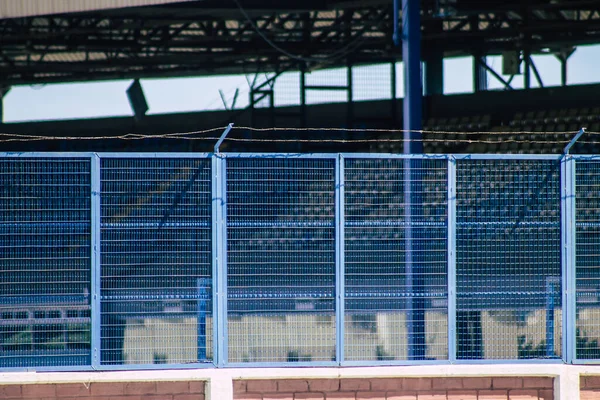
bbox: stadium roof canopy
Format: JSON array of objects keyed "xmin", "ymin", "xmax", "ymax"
[
  {"xmin": 1, "ymin": 0, "xmax": 600, "ymax": 85},
  {"xmin": 0, "ymin": 0, "xmax": 198, "ymax": 19}
]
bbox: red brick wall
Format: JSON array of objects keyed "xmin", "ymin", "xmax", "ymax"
[
  {"xmin": 581, "ymin": 376, "xmax": 600, "ymax": 400},
  {"xmin": 0, "ymin": 381, "xmax": 205, "ymax": 400},
  {"xmin": 233, "ymin": 378, "xmax": 554, "ymax": 400}
]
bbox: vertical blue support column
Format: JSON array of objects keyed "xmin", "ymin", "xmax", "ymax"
[
  {"xmin": 335, "ymin": 155, "xmax": 345, "ymax": 365},
  {"xmin": 90, "ymin": 154, "xmax": 101, "ymax": 369},
  {"xmin": 447, "ymin": 157, "xmax": 457, "ymax": 362},
  {"xmin": 212, "ymin": 154, "xmax": 228, "ymax": 366},
  {"xmin": 404, "ymin": 156, "xmax": 425, "ymax": 360},
  {"xmin": 402, "ymin": 0, "xmax": 423, "ymax": 154},
  {"xmin": 561, "ymin": 155, "xmax": 576, "ymax": 363},
  {"xmin": 400, "ymin": 0, "xmax": 425, "ymax": 360}
]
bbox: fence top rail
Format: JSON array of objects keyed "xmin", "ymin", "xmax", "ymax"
[
  {"xmin": 0, "ymin": 152, "xmax": 575, "ymax": 160},
  {"xmin": 570, "ymin": 155, "xmax": 600, "ymax": 161},
  {"xmin": 90, "ymin": 152, "xmax": 213, "ymax": 158},
  {"xmin": 0, "ymin": 151, "xmax": 97, "ymax": 158}
]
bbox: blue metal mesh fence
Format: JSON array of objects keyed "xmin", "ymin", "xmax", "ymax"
[
  {"xmin": 343, "ymin": 158, "xmax": 448, "ymax": 361},
  {"xmin": 575, "ymin": 160, "xmax": 600, "ymax": 359},
  {"xmin": 1, "ymin": 153, "xmax": 595, "ymax": 369},
  {"xmin": 226, "ymin": 157, "xmax": 336, "ymax": 363},
  {"xmin": 456, "ymin": 159, "xmax": 562, "ymax": 360},
  {"xmin": 100, "ymin": 158, "xmax": 213, "ymax": 365},
  {"xmin": 0, "ymin": 158, "xmax": 91, "ymax": 368}
]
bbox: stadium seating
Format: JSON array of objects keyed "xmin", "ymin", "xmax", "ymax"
[{"xmin": 367, "ymin": 105, "xmax": 600, "ymax": 155}]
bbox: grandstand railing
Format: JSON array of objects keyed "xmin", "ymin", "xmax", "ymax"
[{"xmin": 2, "ymin": 152, "xmax": 600, "ymax": 370}]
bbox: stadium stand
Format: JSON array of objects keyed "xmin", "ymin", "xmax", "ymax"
[{"xmin": 3, "ymin": 1, "xmax": 600, "ymax": 399}]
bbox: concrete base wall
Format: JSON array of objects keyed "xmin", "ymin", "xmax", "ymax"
[
  {"xmin": 234, "ymin": 377, "xmax": 553, "ymax": 399},
  {"xmin": 3, "ymin": 365, "xmax": 600, "ymax": 400},
  {"xmin": 581, "ymin": 376, "xmax": 600, "ymax": 400},
  {"xmin": 0, "ymin": 381, "xmax": 205, "ymax": 400}
]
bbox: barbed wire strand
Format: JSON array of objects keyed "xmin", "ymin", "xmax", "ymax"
[
  {"xmin": 234, "ymin": 126, "xmax": 595, "ymax": 136},
  {"xmin": 0, "ymin": 127, "xmax": 225, "ymax": 141},
  {"xmin": 203, "ymin": 137, "xmax": 573, "ymax": 144},
  {"xmin": 0, "ymin": 137, "xmax": 577, "ymax": 145},
  {"xmin": 0, "ymin": 125, "xmax": 597, "ymax": 143}
]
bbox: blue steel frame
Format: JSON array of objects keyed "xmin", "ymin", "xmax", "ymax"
[
  {"xmin": 0, "ymin": 152, "xmax": 97, "ymax": 372},
  {"xmin": 447, "ymin": 156, "xmax": 457, "ymax": 363},
  {"xmin": 336, "ymin": 154, "xmax": 345, "ymax": 365},
  {"xmin": 562, "ymin": 155, "xmax": 576, "ymax": 364},
  {"xmin": 451, "ymin": 153, "xmax": 564, "ymax": 365},
  {"xmin": 91, "ymin": 154, "xmax": 101, "ymax": 370},
  {"xmin": 92, "ymin": 152, "xmax": 217, "ymax": 371},
  {"xmin": 222, "ymin": 152, "xmax": 339, "ymax": 368},
  {"xmin": 0, "ymin": 151, "xmax": 592, "ymax": 370},
  {"xmin": 570, "ymin": 155, "xmax": 600, "ymax": 365},
  {"xmin": 215, "ymin": 154, "xmax": 228, "ymax": 367}
]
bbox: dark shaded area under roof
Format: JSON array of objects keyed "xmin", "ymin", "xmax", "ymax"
[{"xmin": 2, "ymin": 82, "xmax": 599, "ymax": 154}]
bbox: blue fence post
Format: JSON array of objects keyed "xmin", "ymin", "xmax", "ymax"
[
  {"xmin": 447, "ymin": 156, "xmax": 457, "ymax": 362},
  {"xmin": 336, "ymin": 154, "xmax": 345, "ymax": 365},
  {"xmin": 211, "ymin": 154, "xmax": 228, "ymax": 367},
  {"xmin": 90, "ymin": 153, "xmax": 101, "ymax": 369},
  {"xmin": 561, "ymin": 155, "xmax": 576, "ymax": 363}
]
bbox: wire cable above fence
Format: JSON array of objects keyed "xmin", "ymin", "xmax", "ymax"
[{"xmin": 0, "ymin": 125, "xmax": 595, "ymax": 154}]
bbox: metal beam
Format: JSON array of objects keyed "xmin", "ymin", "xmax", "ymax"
[
  {"xmin": 475, "ymin": 58, "xmax": 513, "ymax": 90},
  {"xmin": 0, "ymin": 0, "xmax": 198, "ymax": 19},
  {"xmin": 555, "ymin": 47, "xmax": 575, "ymax": 87},
  {"xmin": 524, "ymin": 50, "xmax": 532, "ymax": 89},
  {"xmin": 424, "ymin": 50, "xmax": 443, "ymax": 96},
  {"xmin": 530, "ymin": 56, "xmax": 544, "ymax": 88},
  {"xmin": 0, "ymin": 86, "xmax": 10, "ymax": 123},
  {"xmin": 3, "ymin": 2, "xmax": 600, "ymax": 85},
  {"xmin": 561, "ymin": 57, "xmax": 567, "ymax": 87},
  {"xmin": 473, "ymin": 54, "xmax": 488, "ymax": 92}
]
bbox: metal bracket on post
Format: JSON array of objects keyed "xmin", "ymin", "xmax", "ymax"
[
  {"xmin": 214, "ymin": 123, "xmax": 234, "ymax": 154},
  {"xmin": 563, "ymin": 128, "xmax": 586, "ymax": 155}
]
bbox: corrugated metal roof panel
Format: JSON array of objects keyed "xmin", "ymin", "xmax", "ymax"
[{"xmin": 0, "ymin": 0, "xmax": 199, "ymax": 19}]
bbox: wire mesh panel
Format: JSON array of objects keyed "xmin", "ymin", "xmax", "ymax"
[
  {"xmin": 344, "ymin": 158, "xmax": 448, "ymax": 361},
  {"xmin": 0, "ymin": 158, "xmax": 91, "ymax": 368},
  {"xmin": 575, "ymin": 160, "xmax": 600, "ymax": 360},
  {"xmin": 100, "ymin": 158, "xmax": 212, "ymax": 365},
  {"xmin": 227, "ymin": 157, "xmax": 336, "ymax": 363},
  {"xmin": 456, "ymin": 159, "xmax": 561, "ymax": 360}
]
